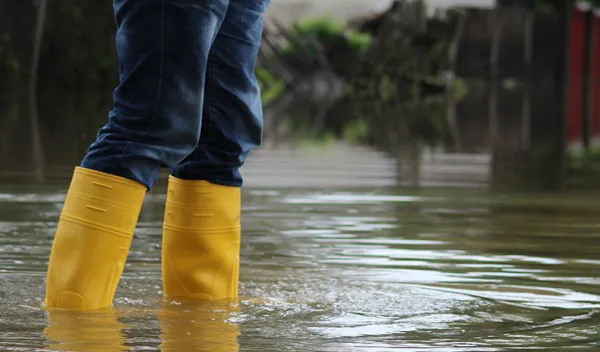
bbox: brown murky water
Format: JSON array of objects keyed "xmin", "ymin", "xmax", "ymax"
[{"xmin": 0, "ymin": 184, "xmax": 599, "ymax": 351}]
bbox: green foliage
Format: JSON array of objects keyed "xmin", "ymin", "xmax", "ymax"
[
  {"xmin": 0, "ymin": 34, "xmax": 24, "ymax": 94},
  {"xmin": 347, "ymin": 31, "xmax": 372, "ymax": 53},
  {"xmin": 1, "ymin": 3, "xmax": 462, "ymax": 150},
  {"xmin": 342, "ymin": 119, "xmax": 370, "ymax": 143},
  {"xmin": 298, "ymin": 130, "xmax": 337, "ymax": 148},
  {"xmin": 0, "ymin": 95, "xmax": 22, "ymax": 135},
  {"xmin": 292, "ymin": 17, "xmax": 345, "ymax": 44},
  {"xmin": 39, "ymin": 1, "xmax": 118, "ymax": 90},
  {"xmin": 568, "ymin": 145, "xmax": 600, "ymax": 164},
  {"xmin": 282, "ymin": 17, "xmax": 372, "ymax": 55},
  {"xmin": 255, "ymin": 67, "xmax": 286, "ymax": 106},
  {"xmin": 566, "ymin": 146, "xmax": 600, "ymax": 188}
]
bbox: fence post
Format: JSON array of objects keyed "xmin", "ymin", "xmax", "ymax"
[
  {"xmin": 29, "ymin": 0, "xmax": 48, "ymax": 183},
  {"xmin": 522, "ymin": 8, "xmax": 534, "ymax": 149},
  {"xmin": 582, "ymin": 2, "xmax": 594, "ymax": 153},
  {"xmin": 558, "ymin": 0, "xmax": 574, "ymax": 189}
]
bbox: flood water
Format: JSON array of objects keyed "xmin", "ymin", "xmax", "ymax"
[{"xmin": 1, "ymin": 183, "xmax": 599, "ymax": 351}]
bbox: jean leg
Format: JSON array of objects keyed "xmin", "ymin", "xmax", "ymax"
[
  {"xmin": 171, "ymin": 0, "xmax": 271, "ymax": 187},
  {"xmin": 81, "ymin": 0, "xmax": 228, "ymax": 190}
]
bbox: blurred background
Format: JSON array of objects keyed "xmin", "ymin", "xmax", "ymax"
[
  {"xmin": 1, "ymin": 0, "xmax": 599, "ymax": 190},
  {"xmin": 2, "ymin": 1, "xmax": 600, "ymax": 351}
]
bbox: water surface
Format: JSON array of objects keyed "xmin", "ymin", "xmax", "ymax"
[{"xmin": 0, "ymin": 185, "xmax": 599, "ymax": 351}]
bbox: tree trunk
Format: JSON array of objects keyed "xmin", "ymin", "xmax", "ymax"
[
  {"xmin": 489, "ymin": 9, "xmax": 503, "ymax": 151},
  {"xmin": 29, "ymin": 0, "xmax": 48, "ymax": 183},
  {"xmin": 521, "ymin": 9, "xmax": 534, "ymax": 150},
  {"xmin": 557, "ymin": 0, "xmax": 574, "ymax": 189},
  {"xmin": 582, "ymin": 6, "xmax": 594, "ymax": 153},
  {"xmin": 446, "ymin": 11, "xmax": 467, "ymax": 152}
]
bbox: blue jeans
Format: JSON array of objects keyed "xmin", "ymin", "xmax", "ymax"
[{"xmin": 81, "ymin": 0, "xmax": 270, "ymax": 190}]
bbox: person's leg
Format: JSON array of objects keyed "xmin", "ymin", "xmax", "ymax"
[
  {"xmin": 45, "ymin": 0, "xmax": 228, "ymax": 310},
  {"xmin": 170, "ymin": 0, "xmax": 268, "ymax": 186},
  {"xmin": 82, "ymin": 0, "xmax": 229, "ymax": 189},
  {"xmin": 162, "ymin": 0, "xmax": 270, "ymax": 301}
]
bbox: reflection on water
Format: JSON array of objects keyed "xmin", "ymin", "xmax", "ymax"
[
  {"xmin": 0, "ymin": 186, "xmax": 599, "ymax": 351},
  {"xmin": 159, "ymin": 301, "xmax": 241, "ymax": 352},
  {"xmin": 42, "ymin": 301, "xmax": 240, "ymax": 351},
  {"xmin": 44, "ymin": 309, "xmax": 129, "ymax": 351}
]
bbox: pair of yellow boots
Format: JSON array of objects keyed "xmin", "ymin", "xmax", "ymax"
[{"xmin": 45, "ymin": 166, "xmax": 241, "ymax": 310}]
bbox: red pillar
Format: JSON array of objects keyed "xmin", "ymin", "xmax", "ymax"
[{"xmin": 591, "ymin": 9, "xmax": 600, "ymax": 141}]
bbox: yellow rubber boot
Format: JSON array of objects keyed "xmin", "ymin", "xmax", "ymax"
[
  {"xmin": 162, "ymin": 176, "xmax": 241, "ymax": 300},
  {"xmin": 45, "ymin": 167, "xmax": 146, "ymax": 310}
]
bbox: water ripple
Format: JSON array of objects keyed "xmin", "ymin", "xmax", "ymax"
[{"xmin": 0, "ymin": 187, "xmax": 599, "ymax": 350}]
